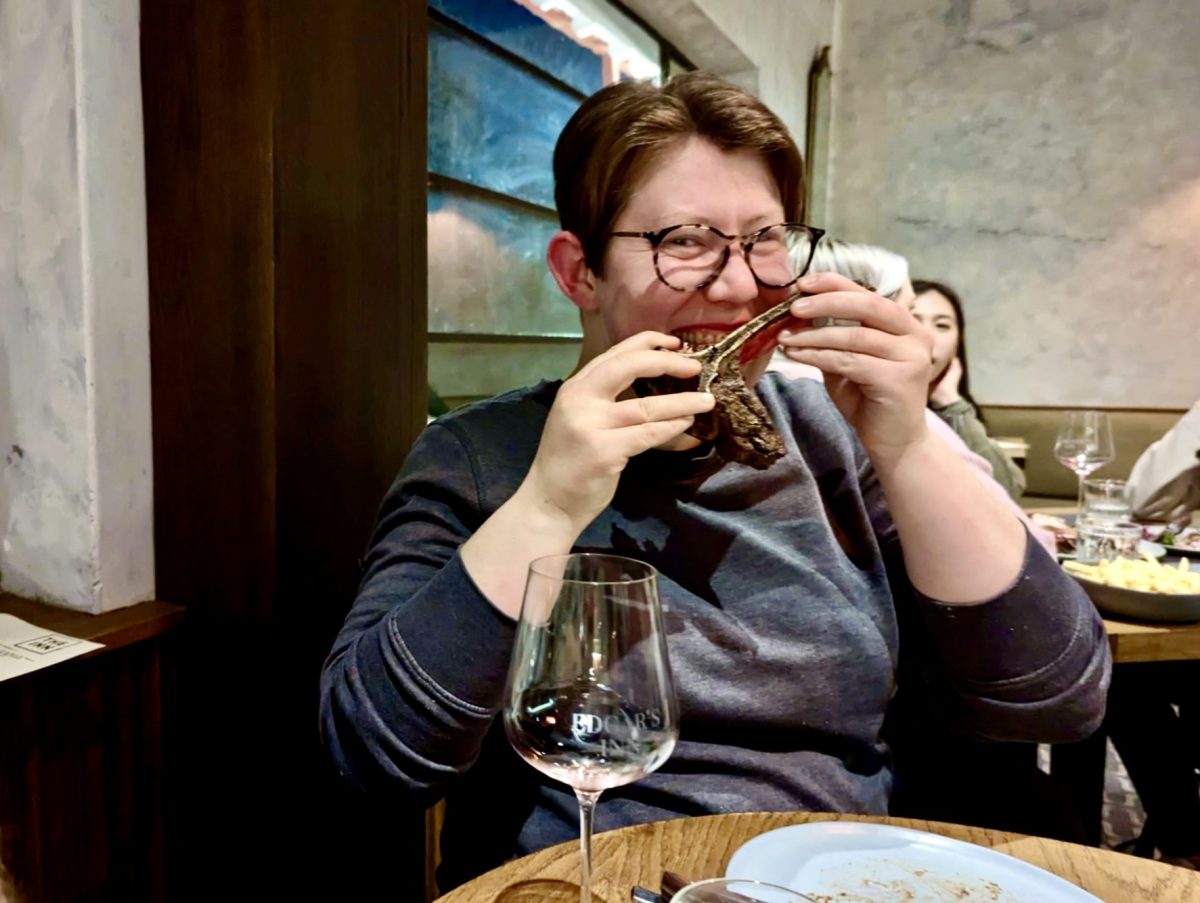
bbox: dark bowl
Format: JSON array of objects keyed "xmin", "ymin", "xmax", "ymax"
[{"xmin": 1070, "ymin": 560, "xmax": 1200, "ymax": 623}]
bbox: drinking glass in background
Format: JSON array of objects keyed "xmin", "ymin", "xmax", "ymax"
[
  {"xmin": 669, "ymin": 878, "xmax": 817, "ymax": 903},
  {"xmin": 1075, "ymin": 517, "xmax": 1142, "ymax": 565},
  {"xmin": 1083, "ymin": 478, "xmax": 1132, "ymax": 522},
  {"xmin": 504, "ymin": 553, "xmax": 679, "ymax": 903},
  {"xmin": 1053, "ymin": 411, "xmax": 1115, "ymax": 518}
]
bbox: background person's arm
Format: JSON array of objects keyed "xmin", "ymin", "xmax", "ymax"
[
  {"xmin": 933, "ymin": 398, "xmax": 1027, "ymax": 501},
  {"xmin": 924, "ymin": 408, "xmax": 1052, "ymax": 555},
  {"xmin": 1128, "ymin": 401, "xmax": 1200, "ymax": 513}
]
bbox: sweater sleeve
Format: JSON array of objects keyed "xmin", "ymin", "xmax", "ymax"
[
  {"xmin": 907, "ymin": 529, "xmax": 1112, "ymax": 743},
  {"xmin": 933, "ymin": 399, "xmax": 1027, "ymax": 501},
  {"xmin": 319, "ymin": 421, "xmax": 517, "ymax": 800}
]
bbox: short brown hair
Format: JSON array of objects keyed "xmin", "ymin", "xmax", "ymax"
[{"xmin": 553, "ymin": 71, "xmax": 806, "ymax": 275}]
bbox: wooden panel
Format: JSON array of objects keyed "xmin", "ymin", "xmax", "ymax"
[
  {"xmin": 0, "ymin": 599, "xmax": 180, "ymax": 903},
  {"xmin": 142, "ymin": 0, "xmax": 278, "ymax": 626},
  {"xmin": 141, "ymin": 0, "xmax": 428, "ymax": 900},
  {"xmin": 272, "ymin": 0, "xmax": 426, "ymax": 694},
  {"xmin": 141, "ymin": 3, "xmax": 279, "ymax": 898},
  {"xmin": 270, "ymin": 1, "xmax": 429, "ymax": 898}
]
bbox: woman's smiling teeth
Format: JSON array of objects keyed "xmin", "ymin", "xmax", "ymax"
[{"xmin": 673, "ymin": 329, "xmax": 729, "ymax": 352}]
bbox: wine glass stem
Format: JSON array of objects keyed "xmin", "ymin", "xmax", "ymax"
[
  {"xmin": 576, "ymin": 789, "xmax": 601, "ymax": 903},
  {"xmin": 1076, "ymin": 472, "xmax": 1086, "ymax": 519}
]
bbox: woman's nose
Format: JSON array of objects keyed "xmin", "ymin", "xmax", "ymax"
[{"xmin": 705, "ymin": 249, "xmax": 759, "ymax": 306}]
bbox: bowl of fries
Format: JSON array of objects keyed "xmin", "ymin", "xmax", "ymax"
[{"xmin": 1063, "ymin": 554, "xmax": 1200, "ymax": 622}]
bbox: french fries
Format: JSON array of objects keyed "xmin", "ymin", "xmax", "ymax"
[{"xmin": 1064, "ymin": 555, "xmax": 1200, "ymax": 594}]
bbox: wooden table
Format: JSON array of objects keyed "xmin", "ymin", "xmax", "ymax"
[
  {"xmin": 434, "ymin": 812, "xmax": 1199, "ymax": 902},
  {"xmin": 1104, "ymin": 618, "xmax": 1200, "ymax": 663},
  {"xmin": 1024, "ymin": 506, "xmax": 1200, "ymax": 844},
  {"xmin": 1055, "ymin": 622, "xmax": 1200, "ymax": 847}
]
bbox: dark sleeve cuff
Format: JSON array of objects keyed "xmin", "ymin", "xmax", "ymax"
[
  {"xmin": 914, "ymin": 529, "xmax": 1103, "ymax": 684},
  {"xmin": 382, "ymin": 550, "xmax": 518, "ymax": 713}
]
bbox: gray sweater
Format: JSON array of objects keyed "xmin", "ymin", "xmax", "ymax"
[{"xmin": 320, "ymin": 376, "xmax": 1109, "ymax": 889}]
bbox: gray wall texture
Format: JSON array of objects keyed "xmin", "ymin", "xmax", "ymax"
[{"xmin": 827, "ymin": 0, "xmax": 1200, "ymax": 408}]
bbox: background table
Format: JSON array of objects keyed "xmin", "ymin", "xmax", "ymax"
[
  {"xmin": 1026, "ymin": 504, "xmax": 1200, "ymax": 663},
  {"xmin": 1024, "ymin": 506, "xmax": 1200, "ymax": 842},
  {"xmin": 434, "ymin": 812, "xmax": 1200, "ymax": 902},
  {"xmin": 1105, "ymin": 618, "xmax": 1200, "ymax": 663}
]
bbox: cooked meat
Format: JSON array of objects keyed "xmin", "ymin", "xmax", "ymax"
[
  {"xmin": 634, "ymin": 293, "xmax": 800, "ymax": 469},
  {"xmin": 705, "ymin": 349, "xmax": 787, "ymax": 469}
]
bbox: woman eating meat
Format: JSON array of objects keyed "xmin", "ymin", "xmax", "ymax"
[{"xmin": 320, "ymin": 72, "xmax": 1110, "ymax": 891}]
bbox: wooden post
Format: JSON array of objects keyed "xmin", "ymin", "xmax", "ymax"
[{"xmin": 141, "ymin": 1, "xmax": 427, "ymax": 897}]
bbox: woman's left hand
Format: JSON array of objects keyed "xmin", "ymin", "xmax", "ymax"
[
  {"xmin": 929, "ymin": 357, "xmax": 964, "ymax": 408},
  {"xmin": 778, "ymin": 272, "xmax": 934, "ymax": 463}
]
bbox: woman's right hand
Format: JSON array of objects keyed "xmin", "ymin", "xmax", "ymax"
[
  {"xmin": 462, "ymin": 332, "xmax": 711, "ymax": 619},
  {"xmin": 518, "ymin": 331, "xmax": 715, "ymax": 537}
]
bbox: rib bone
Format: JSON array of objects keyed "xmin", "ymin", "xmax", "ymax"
[{"xmin": 634, "ymin": 289, "xmax": 805, "ymax": 469}]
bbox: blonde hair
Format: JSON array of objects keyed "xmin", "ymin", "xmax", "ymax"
[{"xmin": 801, "ymin": 239, "xmax": 909, "ymax": 300}]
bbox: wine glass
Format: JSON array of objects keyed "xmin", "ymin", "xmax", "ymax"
[
  {"xmin": 504, "ymin": 553, "xmax": 679, "ymax": 903},
  {"xmin": 1053, "ymin": 411, "xmax": 1114, "ymax": 519}
]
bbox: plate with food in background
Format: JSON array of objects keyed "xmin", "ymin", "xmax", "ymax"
[
  {"xmin": 1029, "ymin": 513, "xmax": 1077, "ymax": 556},
  {"xmin": 1032, "ymin": 513, "xmax": 1165, "ymax": 560},
  {"xmin": 1161, "ymin": 527, "xmax": 1200, "ymax": 559},
  {"xmin": 1063, "ymin": 555, "xmax": 1200, "ymax": 622}
]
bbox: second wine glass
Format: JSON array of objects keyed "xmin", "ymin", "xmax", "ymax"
[
  {"xmin": 1053, "ymin": 410, "xmax": 1114, "ymax": 519},
  {"xmin": 504, "ymin": 553, "xmax": 679, "ymax": 903},
  {"xmin": 670, "ymin": 878, "xmax": 816, "ymax": 902}
]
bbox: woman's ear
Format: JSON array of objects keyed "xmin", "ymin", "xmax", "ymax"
[{"xmin": 547, "ymin": 231, "xmax": 598, "ymax": 312}]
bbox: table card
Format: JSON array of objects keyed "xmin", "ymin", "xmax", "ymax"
[{"xmin": 0, "ymin": 614, "xmax": 103, "ymax": 681}]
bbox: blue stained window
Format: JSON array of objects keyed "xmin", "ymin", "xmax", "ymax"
[
  {"xmin": 429, "ymin": 0, "xmax": 603, "ymax": 96},
  {"xmin": 427, "ymin": 1, "xmax": 680, "ymax": 340},
  {"xmin": 427, "ymin": 189, "xmax": 578, "ymax": 337},
  {"xmin": 429, "ymin": 22, "xmax": 581, "ymax": 210}
]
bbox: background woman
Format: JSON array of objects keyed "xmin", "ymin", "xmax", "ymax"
[{"xmin": 909, "ymin": 280, "xmax": 1026, "ymax": 500}]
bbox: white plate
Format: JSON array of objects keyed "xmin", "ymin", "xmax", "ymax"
[
  {"xmin": 1139, "ymin": 539, "xmax": 1168, "ymax": 558},
  {"xmin": 725, "ymin": 822, "xmax": 1101, "ymax": 902}
]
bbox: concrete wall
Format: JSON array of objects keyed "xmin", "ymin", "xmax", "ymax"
[
  {"xmin": 0, "ymin": 0, "xmax": 153, "ymax": 611},
  {"xmin": 827, "ymin": 0, "xmax": 1200, "ymax": 409},
  {"xmin": 627, "ymin": 0, "xmax": 835, "ymax": 146}
]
